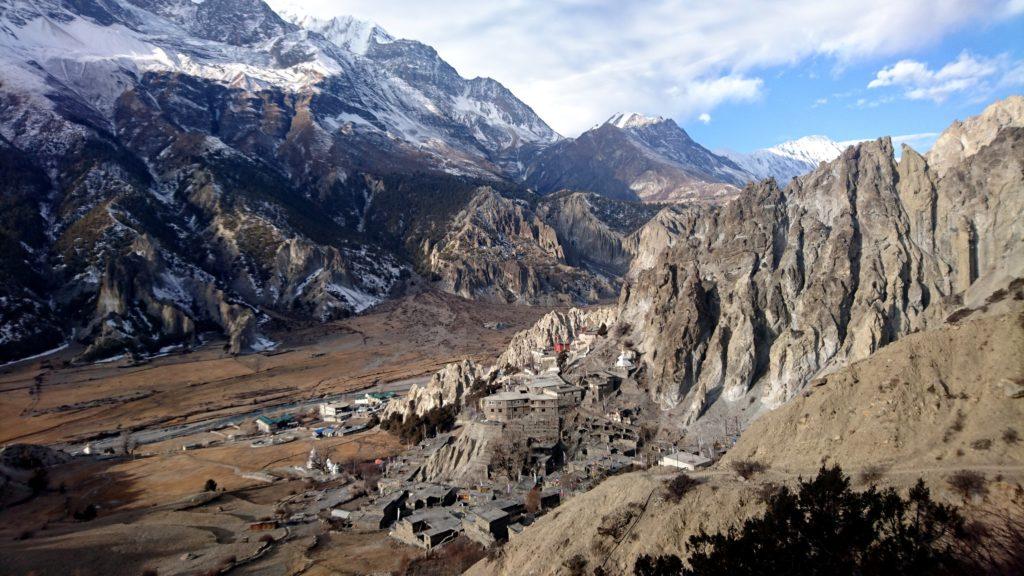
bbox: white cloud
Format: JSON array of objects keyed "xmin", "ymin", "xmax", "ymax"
[
  {"xmin": 868, "ymin": 51, "xmax": 1020, "ymax": 102},
  {"xmin": 271, "ymin": 0, "xmax": 1024, "ymax": 134},
  {"xmin": 698, "ymin": 113, "xmax": 712, "ymax": 124}
]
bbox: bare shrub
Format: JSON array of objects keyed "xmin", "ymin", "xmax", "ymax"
[
  {"xmin": 1002, "ymin": 428, "xmax": 1019, "ymax": 444},
  {"xmin": 731, "ymin": 459, "xmax": 767, "ymax": 479},
  {"xmin": 944, "ymin": 409, "xmax": 966, "ymax": 442},
  {"xmin": 954, "ymin": 501, "xmax": 1024, "ymax": 574},
  {"xmin": 563, "ymin": 554, "xmax": 588, "ymax": 576},
  {"xmin": 971, "ymin": 438, "xmax": 992, "ymax": 451},
  {"xmin": 597, "ymin": 503, "xmax": 642, "ymax": 540},
  {"xmin": 755, "ymin": 482, "xmax": 781, "ymax": 504},
  {"xmin": 489, "ymin": 429, "xmax": 530, "ymax": 482},
  {"xmin": 664, "ymin": 472, "xmax": 701, "ymax": 503},
  {"xmin": 858, "ymin": 464, "xmax": 887, "ymax": 485},
  {"xmin": 948, "ymin": 470, "xmax": 988, "ymax": 500},
  {"xmin": 486, "ymin": 543, "xmax": 504, "ymax": 562},
  {"xmin": 403, "ymin": 536, "xmax": 486, "ymax": 576}
]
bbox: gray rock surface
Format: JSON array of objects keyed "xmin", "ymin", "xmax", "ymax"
[{"xmin": 614, "ymin": 102, "xmax": 1024, "ymax": 426}]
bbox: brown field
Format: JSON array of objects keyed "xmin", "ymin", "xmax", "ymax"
[
  {"xmin": 0, "ymin": 290, "xmax": 548, "ymax": 446},
  {"xmin": 0, "ymin": 291, "xmax": 555, "ymax": 576}
]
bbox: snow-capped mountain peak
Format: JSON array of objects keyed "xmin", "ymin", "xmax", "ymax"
[
  {"xmin": 720, "ymin": 135, "xmax": 848, "ymax": 183},
  {"xmin": 278, "ymin": 12, "xmax": 393, "ymax": 55},
  {"xmin": 766, "ymin": 135, "xmax": 846, "ymax": 164},
  {"xmin": 605, "ymin": 112, "xmax": 667, "ymax": 130}
]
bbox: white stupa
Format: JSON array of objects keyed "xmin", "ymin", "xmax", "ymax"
[{"xmin": 614, "ymin": 349, "xmax": 635, "ymax": 370}]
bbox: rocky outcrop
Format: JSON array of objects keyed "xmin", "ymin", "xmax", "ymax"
[
  {"xmin": 415, "ymin": 420, "xmax": 503, "ymax": 484},
  {"xmin": 616, "ymin": 106, "xmax": 1024, "ymax": 425},
  {"xmin": 537, "ymin": 191, "xmax": 660, "ymax": 277},
  {"xmin": 81, "ymin": 234, "xmax": 260, "ymax": 360},
  {"xmin": 498, "ymin": 306, "xmax": 616, "ymax": 369},
  {"xmin": 423, "ymin": 188, "xmax": 615, "ymax": 304},
  {"xmin": 926, "ymin": 95, "xmax": 1024, "ymax": 177},
  {"xmin": 382, "ymin": 360, "xmax": 484, "ymax": 421},
  {"xmin": 465, "ymin": 304, "xmax": 1024, "ymax": 576},
  {"xmin": 722, "ymin": 301, "xmax": 1024, "ymax": 471}
]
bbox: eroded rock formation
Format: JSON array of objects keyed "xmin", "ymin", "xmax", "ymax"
[{"xmin": 615, "ymin": 98, "xmax": 1024, "ymax": 425}]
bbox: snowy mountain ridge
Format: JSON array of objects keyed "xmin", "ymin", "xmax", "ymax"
[{"xmin": 0, "ymin": 0, "xmax": 559, "ymax": 178}]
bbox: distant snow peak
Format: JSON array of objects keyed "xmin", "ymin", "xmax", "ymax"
[
  {"xmin": 279, "ymin": 12, "xmax": 393, "ymax": 55},
  {"xmin": 721, "ymin": 135, "xmax": 846, "ymax": 183},
  {"xmin": 767, "ymin": 135, "xmax": 845, "ymax": 164},
  {"xmin": 606, "ymin": 112, "xmax": 667, "ymax": 130}
]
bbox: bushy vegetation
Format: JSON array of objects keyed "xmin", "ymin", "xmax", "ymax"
[
  {"xmin": 729, "ymin": 459, "xmax": 767, "ymax": 479},
  {"xmin": 563, "ymin": 553, "xmax": 589, "ymax": 576},
  {"xmin": 398, "ymin": 536, "xmax": 486, "ymax": 576},
  {"xmin": 380, "ymin": 404, "xmax": 458, "ymax": 445},
  {"xmin": 27, "ymin": 467, "xmax": 48, "ymax": 496},
  {"xmin": 1002, "ymin": 428, "xmax": 1019, "ymax": 444},
  {"xmin": 633, "ymin": 465, "xmax": 975, "ymax": 576},
  {"xmin": 663, "ymin": 472, "xmax": 701, "ymax": 503},
  {"xmin": 858, "ymin": 464, "xmax": 887, "ymax": 485},
  {"xmin": 73, "ymin": 504, "xmax": 98, "ymax": 522},
  {"xmin": 947, "ymin": 470, "xmax": 987, "ymax": 500}
]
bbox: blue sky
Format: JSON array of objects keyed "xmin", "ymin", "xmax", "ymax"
[
  {"xmin": 688, "ymin": 16, "xmax": 1024, "ymax": 152},
  {"xmin": 276, "ymin": 0, "xmax": 1024, "ymax": 152}
]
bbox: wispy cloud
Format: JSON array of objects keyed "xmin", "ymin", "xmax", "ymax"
[
  {"xmin": 838, "ymin": 132, "xmax": 941, "ymax": 156},
  {"xmin": 274, "ymin": 0, "xmax": 1024, "ymax": 134},
  {"xmin": 868, "ymin": 51, "xmax": 1023, "ymax": 103},
  {"xmin": 698, "ymin": 113, "xmax": 712, "ymax": 124}
]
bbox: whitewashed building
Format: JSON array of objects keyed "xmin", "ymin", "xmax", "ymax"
[{"xmin": 659, "ymin": 451, "xmax": 711, "ymax": 471}]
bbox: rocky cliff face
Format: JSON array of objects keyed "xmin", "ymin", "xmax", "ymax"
[
  {"xmin": 926, "ymin": 95, "xmax": 1024, "ymax": 177},
  {"xmin": 498, "ymin": 306, "xmax": 616, "ymax": 369},
  {"xmin": 415, "ymin": 420, "xmax": 503, "ymax": 484},
  {"xmin": 382, "ymin": 359, "xmax": 485, "ymax": 421},
  {"xmin": 422, "ymin": 188, "xmax": 617, "ymax": 305},
  {"xmin": 536, "ymin": 191, "xmax": 661, "ymax": 278},
  {"xmin": 615, "ymin": 101, "xmax": 1024, "ymax": 426}
]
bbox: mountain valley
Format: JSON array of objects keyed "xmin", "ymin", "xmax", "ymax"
[{"xmin": 0, "ymin": 1, "xmax": 1022, "ymax": 575}]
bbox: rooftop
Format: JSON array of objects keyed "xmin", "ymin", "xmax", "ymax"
[
  {"xmin": 484, "ymin": 391, "xmax": 532, "ymax": 402},
  {"xmin": 473, "ymin": 507, "xmax": 510, "ymax": 523},
  {"xmin": 662, "ymin": 451, "xmax": 712, "ymax": 466},
  {"xmin": 525, "ymin": 374, "xmax": 567, "ymax": 390},
  {"xmin": 256, "ymin": 413, "xmax": 294, "ymax": 425}
]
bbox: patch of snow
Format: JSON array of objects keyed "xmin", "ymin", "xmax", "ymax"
[
  {"xmin": 326, "ymin": 283, "xmax": 379, "ymax": 313},
  {"xmin": 605, "ymin": 112, "xmax": 666, "ymax": 130},
  {"xmin": 251, "ymin": 334, "xmax": 277, "ymax": 351},
  {"xmin": 94, "ymin": 353, "xmax": 126, "ymax": 364}
]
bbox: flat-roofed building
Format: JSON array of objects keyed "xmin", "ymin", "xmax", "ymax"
[
  {"xmin": 319, "ymin": 400, "xmax": 353, "ymax": 422},
  {"xmin": 659, "ymin": 451, "xmax": 712, "ymax": 471},
  {"xmin": 255, "ymin": 413, "xmax": 294, "ymax": 434},
  {"xmin": 481, "ymin": 391, "xmax": 532, "ymax": 422}
]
